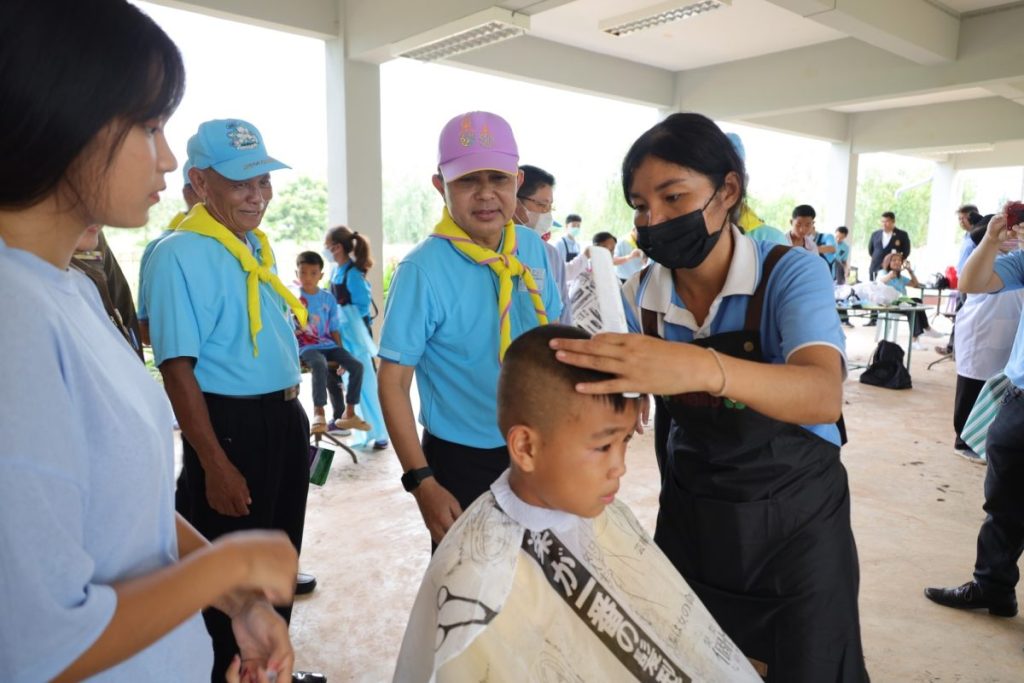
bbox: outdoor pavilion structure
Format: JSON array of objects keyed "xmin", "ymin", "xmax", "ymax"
[{"xmin": 151, "ymin": 0, "xmax": 1024, "ymax": 312}]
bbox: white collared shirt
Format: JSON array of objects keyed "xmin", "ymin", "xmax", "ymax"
[{"xmin": 490, "ymin": 469, "xmax": 586, "ymax": 558}]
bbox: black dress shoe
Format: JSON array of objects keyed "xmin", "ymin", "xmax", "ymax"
[
  {"xmin": 293, "ymin": 673, "xmax": 326, "ymax": 683},
  {"xmin": 924, "ymin": 581, "xmax": 1017, "ymax": 616},
  {"xmin": 295, "ymin": 572, "xmax": 317, "ymax": 596}
]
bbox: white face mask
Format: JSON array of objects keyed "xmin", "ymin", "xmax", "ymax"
[
  {"xmin": 531, "ymin": 210, "xmax": 554, "ymax": 236},
  {"xmin": 568, "ymin": 225, "xmax": 581, "ymax": 239}
]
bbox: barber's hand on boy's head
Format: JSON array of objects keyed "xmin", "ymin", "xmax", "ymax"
[
  {"xmin": 414, "ymin": 479, "xmax": 463, "ymax": 544},
  {"xmin": 550, "ymin": 333, "xmax": 712, "ymax": 397}
]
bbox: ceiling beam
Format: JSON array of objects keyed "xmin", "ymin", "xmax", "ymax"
[
  {"xmin": 739, "ymin": 109, "xmax": 849, "ymax": 142},
  {"xmin": 766, "ymin": 0, "xmax": 959, "ymax": 65},
  {"xmin": 147, "ymin": 0, "xmax": 339, "ymax": 39},
  {"xmin": 849, "ymin": 97, "xmax": 1024, "ymax": 154},
  {"xmin": 676, "ymin": 4, "xmax": 1024, "ymax": 120},
  {"xmin": 954, "ymin": 140, "xmax": 1024, "ymax": 170},
  {"xmin": 448, "ymin": 35, "xmax": 676, "ymax": 109}
]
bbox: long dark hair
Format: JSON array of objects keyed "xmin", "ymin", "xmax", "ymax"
[
  {"xmin": 621, "ymin": 113, "xmax": 747, "ymax": 222},
  {"xmin": 327, "ymin": 225, "xmax": 374, "ymax": 272},
  {"xmin": 0, "ymin": 0, "xmax": 185, "ymax": 209}
]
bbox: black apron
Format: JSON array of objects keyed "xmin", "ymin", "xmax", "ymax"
[{"xmin": 643, "ymin": 246, "xmax": 867, "ymax": 682}]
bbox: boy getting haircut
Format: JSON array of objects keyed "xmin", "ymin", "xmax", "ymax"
[
  {"xmin": 498, "ymin": 324, "xmax": 632, "ymax": 436},
  {"xmin": 394, "ymin": 325, "xmax": 760, "ymax": 683}
]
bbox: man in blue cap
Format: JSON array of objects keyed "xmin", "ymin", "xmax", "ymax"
[{"xmin": 142, "ymin": 119, "xmax": 324, "ymax": 683}]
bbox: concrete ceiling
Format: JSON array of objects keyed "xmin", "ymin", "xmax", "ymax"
[
  {"xmin": 152, "ymin": 0, "xmax": 1024, "ymax": 166},
  {"xmin": 529, "ymin": 0, "xmax": 846, "ymax": 71},
  {"xmin": 936, "ymin": 0, "xmax": 1023, "ymax": 14}
]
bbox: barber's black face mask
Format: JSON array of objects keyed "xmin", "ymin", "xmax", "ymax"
[{"xmin": 635, "ymin": 188, "xmax": 724, "ymax": 270}]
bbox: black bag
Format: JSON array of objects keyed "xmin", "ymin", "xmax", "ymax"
[{"xmin": 859, "ymin": 340, "xmax": 912, "ymax": 389}]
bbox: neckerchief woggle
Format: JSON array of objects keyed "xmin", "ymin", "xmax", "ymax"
[
  {"xmin": 431, "ymin": 207, "xmax": 548, "ymax": 361},
  {"xmin": 174, "ymin": 203, "xmax": 307, "ymax": 357}
]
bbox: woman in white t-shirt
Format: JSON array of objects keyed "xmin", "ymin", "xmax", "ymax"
[{"xmin": 0, "ymin": 2, "xmax": 298, "ymax": 681}]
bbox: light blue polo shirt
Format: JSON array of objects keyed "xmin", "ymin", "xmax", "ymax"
[
  {"xmin": 623, "ymin": 229, "xmax": 846, "ymax": 446},
  {"xmin": 614, "ymin": 234, "xmax": 644, "ymax": 281},
  {"xmin": 136, "ymin": 228, "xmax": 174, "ymax": 321},
  {"xmin": 814, "ymin": 232, "xmax": 837, "ymax": 267},
  {"xmin": 993, "ymin": 251, "xmax": 1024, "ymax": 388},
  {"xmin": 331, "ymin": 261, "xmax": 373, "ymax": 320},
  {"xmin": 886, "ymin": 274, "xmax": 911, "ymax": 295},
  {"xmin": 142, "ymin": 230, "xmax": 300, "ymax": 396},
  {"xmin": 835, "ymin": 240, "xmax": 850, "ymax": 267},
  {"xmin": 379, "ymin": 225, "xmax": 562, "ymax": 448},
  {"xmin": 957, "ymin": 233, "xmax": 977, "ymax": 275}
]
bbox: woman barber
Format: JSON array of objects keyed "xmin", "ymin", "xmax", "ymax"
[{"xmin": 551, "ymin": 113, "xmax": 867, "ymax": 682}]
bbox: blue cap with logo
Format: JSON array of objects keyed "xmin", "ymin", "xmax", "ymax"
[{"xmin": 187, "ymin": 118, "xmax": 289, "ymax": 181}]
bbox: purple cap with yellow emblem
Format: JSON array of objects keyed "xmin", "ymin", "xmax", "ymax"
[{"xmin": 437, "ymin": 111, "xmax": 519, "ymax": 181}]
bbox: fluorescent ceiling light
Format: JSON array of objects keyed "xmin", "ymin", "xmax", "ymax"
[
  {"xmin": 600, "ymin": 0, "xmax": 730, "ymax": 37},
  {"xmin": 391, "ymin": 7, "xmax": 529, "ymax": 62},
  {"xmin": 909, "ymin": 143, "xmax": 995, "ymax": 156}
]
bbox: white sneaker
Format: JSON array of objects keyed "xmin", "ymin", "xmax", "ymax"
[
  {"xmin": 912, "ymin": 341, "xmax": 927, "ymax": 351},
  {"xmin": 922, "ymin": 328, "xmax": 944, "ymax": 338}
]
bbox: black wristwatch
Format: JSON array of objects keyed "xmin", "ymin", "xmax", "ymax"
[{"xmin": 401, "ymin": 466, "xmax": 434, "ymax": 492}]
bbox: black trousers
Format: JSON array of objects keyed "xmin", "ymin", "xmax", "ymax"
[
  {"xmin": 421, "ymin": 430, "xmax": 509, "ymax": 551},
  {"xmin": 973, "ymin": 389, "xmax": 1024, "ymax": 597},
  {"xmin": 953, "ymin": 375, "xmax": 985, "ymax": 448},
  {"xmin": 178, "ymin": 392, "xmax": 310, "ymax": 682}
]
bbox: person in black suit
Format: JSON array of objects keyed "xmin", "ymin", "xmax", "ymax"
[{"xmin": 866, "ymin": 211, "xmax": 911, "ymax": 325}]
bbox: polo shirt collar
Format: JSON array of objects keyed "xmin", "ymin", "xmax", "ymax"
[{"xmin": 639, "ymin": 225, "xmax": 758, "ymax": 325}]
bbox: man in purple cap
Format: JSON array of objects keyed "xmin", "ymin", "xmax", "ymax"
[
  {"xmin": 142, "ymin": 119, "xmax": 325, "ymax": 682},
  {"xmin": 378, "ymin": 111, "xmax": 562, "ymax": 548}
]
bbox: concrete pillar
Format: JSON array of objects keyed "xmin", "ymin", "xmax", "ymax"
[
  {"xmin": 826, "ymin": 140, "xmax": 859, "ymax": 231},
  {"xmin": 926, "ymin": 160, "xmax": 957, "ymax": 249},
  {"xmin": 324, "ymin": 37, "xmax": 384, "ymax": 321}
]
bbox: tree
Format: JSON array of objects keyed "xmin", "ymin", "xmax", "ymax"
[
  {"xmin": 383, "ymin": 175, "xmax": 441, "ymax": 244},
  {"xmin": 582, "ymin": 174, "xmax": 636, "ymax": 238},
  {"xmin": 264, "ymin": 175, "xmax": 328, "ymax": 241},
  {"xmin": 747, "ymin": 194, "xmax": 800, "ymax": 231},
  {"xmin": 853, "ymin": 169, "xmax": 931, "ymax": 250}
]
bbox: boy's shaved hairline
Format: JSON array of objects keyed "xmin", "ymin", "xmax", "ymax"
[{"xmin": 498, "ymin": 325, "xmax": 635, "ymax": 436}]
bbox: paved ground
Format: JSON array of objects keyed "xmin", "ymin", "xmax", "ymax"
[{"xmin": 206, "ymin": 317, "xmax": 1024, "ymax": 682}]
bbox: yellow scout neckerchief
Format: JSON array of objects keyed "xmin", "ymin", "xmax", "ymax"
[
  {"xmin": 174, "ymin": 203, "xmax": 307, "ymax": 357},
  {"xmin": 431, "ymin": 207, "xmax": 548, "ymax": 361},
  {"xmin": 167, "ymin": 211, "xmax": 187, "ymax": 229}
]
